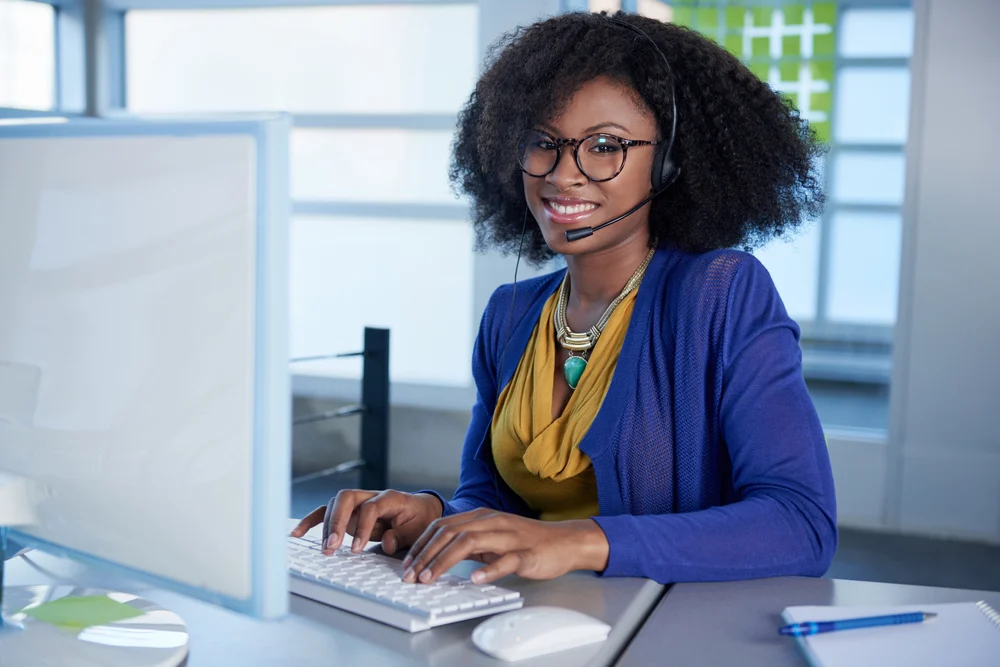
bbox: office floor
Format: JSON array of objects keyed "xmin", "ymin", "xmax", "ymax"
[{"xmin": 292, "ymin": 476, "xmax": 1000, "ymax": 593}]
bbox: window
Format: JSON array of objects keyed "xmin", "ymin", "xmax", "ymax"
[
  {"xmin": 664, "ymin": 2, "xmax": 912, "ymax": 334},
  {"xmin": 124, "ymin": 3, "xmax": 479, "ymax": 389},
  {"xmin": 835, "ymin": 66, "xmax": 910, "ymax": 144},
  {"xmin": 0, "ymin": 0, "xmax": 56, "ymax": 110},
  {"xmin": 125, "ymin": 5, "xmax": 478, "ymax": 114},
  {"xmin": 291, "ymin": 216, "xmax": 473, "ymax": 386},
  {"xmin": 290, "ymin": 129, "xmax": 458, "ymax": 204}
]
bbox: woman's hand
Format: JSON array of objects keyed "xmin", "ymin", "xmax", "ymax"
[
  {"xmin": 290, "ymin": 489, "xmax": 443, "ymax": 556},
  {"xmin": 399, "ymin": 509, "xmax": 610, "ymax": 585}
]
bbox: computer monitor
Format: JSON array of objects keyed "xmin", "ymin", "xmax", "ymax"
[{"xmin": 0, "ymin": 116, "xmax": 291, "ymax": 662}]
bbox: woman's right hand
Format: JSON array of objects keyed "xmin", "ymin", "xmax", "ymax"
[{"xmin": 290, "ymin": 490, "xmax": 443, "ymax": 556}]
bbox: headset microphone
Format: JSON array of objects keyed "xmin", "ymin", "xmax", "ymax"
[{"xmin": 564, "ymin": 181, "xmax": 671, "ymax": 242}]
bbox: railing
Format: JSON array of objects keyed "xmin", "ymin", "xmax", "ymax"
[{"xmin": 291, "ymin": 327, "xmax": 390, "ymax": 490}]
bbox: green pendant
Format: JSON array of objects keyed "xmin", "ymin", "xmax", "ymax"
[{"xmin": 563, "ymin": 356, "xmax": 587, "ymax": 390}]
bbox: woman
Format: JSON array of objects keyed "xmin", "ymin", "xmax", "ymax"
[{"xmin": 293, "ymin": 11, "xmax": 836, "ymax": 586}]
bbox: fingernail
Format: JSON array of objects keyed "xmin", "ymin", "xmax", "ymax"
[
  {"xmin": 403, "ymin": 569, "xmax": 415, "ymax": 583},
  {"xmin": 352, "ymin": 537, "xmax": 361, "ymax": 552},
  {"xmin": 419, "ymin": 570, "xmax": 433, "ymax": 583},
  {"xmin": 472, "ymin": 571, "xmax": 485, "ymax": 584},
  {"xmin": 325, "ymin": 537, "xmax": 336, "ymax": 551}
]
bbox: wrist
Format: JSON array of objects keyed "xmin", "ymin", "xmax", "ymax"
[
  {"xmin": 415, "ymin": 492, "xmax": 444, "ymax": 520},
  {"xmin": 564, "ymin": 519, "xmax": 610, "ymax": 573}
]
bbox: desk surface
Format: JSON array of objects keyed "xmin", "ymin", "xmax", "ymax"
[
  {"xmin": 618, "ymin": 576, "xmax": 1000, "ymax": 666},
  {"xmin": 3, "ymin": 550, "xmax": 663, "ymax": 667}
]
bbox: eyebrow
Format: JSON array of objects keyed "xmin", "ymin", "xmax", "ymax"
[
  {"xmin": 583, "ymin": 122, "xmax": 632, "ymax": 135},
  {"xmin": 539, "ymin": 121, "xmax": 633, "ymax": 136}
]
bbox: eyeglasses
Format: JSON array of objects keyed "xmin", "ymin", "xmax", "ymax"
[{"xmin": 517, "ymin": 129, "xmax": 660, "ymax": 183}]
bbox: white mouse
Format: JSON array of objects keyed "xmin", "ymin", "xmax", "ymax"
[{"xmin": 471, "ymin": 606, "xmax": 612, "ymax": 662}]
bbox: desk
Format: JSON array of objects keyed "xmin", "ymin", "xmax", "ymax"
[
  {"xmin": 3, "ymin": 550, "xmax": 662, "ymax": 667},
  {"xmin": 617, "ymin": 576, "xmax": 1000, "ymax": 666}
]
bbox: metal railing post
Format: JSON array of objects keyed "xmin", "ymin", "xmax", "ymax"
[{"xmin": 359, "ymin": 328, "xmax": 390, "ymax": 490}]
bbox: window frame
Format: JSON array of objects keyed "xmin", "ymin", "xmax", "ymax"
[
  {"xmin": 810, "ymin": 2, "xmax": 911, "ymax": 350},
  {"xmin": 0, "ymin": 0, "xmax": 85, "ymax": 116},
  {"xmin": 109, "ymin": 1, "xmax": 471, "ymax": 222}
]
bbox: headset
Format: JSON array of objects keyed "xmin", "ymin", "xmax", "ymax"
[
  {"xmin": 497, "ymin": 14, "xmax": 681, "ymax": 387},
  {"xmin": 564, "ymin": 16, "xmax": 680, "ymax": 242}
]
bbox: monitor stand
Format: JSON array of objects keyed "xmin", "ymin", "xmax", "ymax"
[{"xmin": 1, "ymin": 530, "xmax": 190, "ymax": 667}]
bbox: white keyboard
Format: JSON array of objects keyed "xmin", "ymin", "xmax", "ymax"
[{"xmin": 288, "ymin": 533, "xmax": 524, "ymax": 632}]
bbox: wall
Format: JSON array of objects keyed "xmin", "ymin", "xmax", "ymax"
[
  {"xmin": 830, "ymin": 0, "xmax": 1000, "ymax": 544},
  {"xmin": 884, "ymin": 0, "xmax": 1000, "ymax": 543}
]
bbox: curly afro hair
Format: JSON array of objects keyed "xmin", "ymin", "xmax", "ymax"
[{"xmin": 449, "ymin": 11, "xmax": 826, "ymax": 265}]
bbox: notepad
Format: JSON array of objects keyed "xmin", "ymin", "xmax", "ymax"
[{"xmin": 782, "ymin": 601, "xmax": 1000, "ymax": 667}]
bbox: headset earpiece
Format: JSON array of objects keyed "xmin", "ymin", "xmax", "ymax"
[{"xmin": 651, "ymin": 145, "xmax": 679, "ymax": 191}]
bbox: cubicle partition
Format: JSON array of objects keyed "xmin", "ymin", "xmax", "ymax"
[{"xmin": 0, "ymin": 116, "xmax": 292, "ymax": 618}]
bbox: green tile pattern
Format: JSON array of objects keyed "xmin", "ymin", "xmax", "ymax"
[{"xmin": 669, "ymin": 1, "xmax": 837, "ymax": 142}]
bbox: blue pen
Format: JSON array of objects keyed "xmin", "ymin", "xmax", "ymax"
[{"xmin": 779, "ymin": 611, "xmax": 938, "ymax": 636}]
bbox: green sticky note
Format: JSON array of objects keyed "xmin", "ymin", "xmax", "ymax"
[
  {"xmin": 783, "ymin": 34, "xmax": 802, "ymax": 57},
  {"xmin": 813, "ymin": 32, "xmax": 835, "ymax": 56},
  {"xmin": 697, "ymin": 7, "xmax": 719, "ymax": 30},
  {"xmin": 752, "ymin": 36, "xmax": 770, "ymax": 58},
  {"xmin": 725, "ymin": 6, "xmax": 745, "ymax": 30},
  {"xmin": 813, "ymin": 2, "xmax": 837, "ymax": 26},
  {"xmin": 724, "ymin": 33, "xmax": 743, "ymax": 58},
  {"xmin": 673, "ymin": 6, "xmax": 693, "ymax": 27},
  {"xmin": 811, "ymin": 120, "xmax": 831, "ymax": 144},
  {"xmin": 779, "ymin": 61, "xmax": 800, "ymax": 82},
  {"xmin": 811, "ymin": 90, "xmax": 833, "ymax": 115},
  {"xmin": 752, "ymin": 6, "xmax": 773, "ymax": 27},
  {"xmin": 21, "ymin": 595, "xmax": 143, "ymax": 629},
  {"xmin": 784, "ymin": 4, "xmax": 805, "ymax": 25},
  {"xmin": 749, "ymin": 61, "xmax": 771, "ymax": 81},
  {"xmin": 811, "ymin": 60, "xmax": 835, "ymax": 82}
]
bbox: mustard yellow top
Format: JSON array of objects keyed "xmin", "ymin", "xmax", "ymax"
[{"xmin": 490, "ymin": 284, "xmax": 638, "ymax": 522}]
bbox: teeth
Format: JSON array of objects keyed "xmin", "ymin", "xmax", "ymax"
[{"xmin": 550, "ymin": 201, "xmax": 597, "ymax": 215}]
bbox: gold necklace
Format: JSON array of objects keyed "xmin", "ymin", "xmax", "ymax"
[{"xmin": 554, "ymin": 245, "xmax": 655, "ymax": 389}]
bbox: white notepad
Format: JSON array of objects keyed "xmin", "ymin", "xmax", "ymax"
[{"xmin": 782, "ymin": 601, "xmax": 1000, "ymax": 667}]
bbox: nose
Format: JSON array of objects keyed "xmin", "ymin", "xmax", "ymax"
[{"xmin": 545, "ymin": 145, "xmax": 587, "ymax": 190}]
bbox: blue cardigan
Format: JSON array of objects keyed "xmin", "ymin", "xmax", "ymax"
[{"xmin": 429, "ymin": 246, "xmax": 837, "ymax": 584}]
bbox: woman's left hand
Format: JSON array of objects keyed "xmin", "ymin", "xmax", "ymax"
[{"xmin": 399, "ymin": 509, "xmax": 610, "ymax": 585}]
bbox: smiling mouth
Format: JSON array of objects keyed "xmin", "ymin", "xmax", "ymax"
[{"xmin": 542, "ymin": 198, "xmax": 600, "ymax": 224}]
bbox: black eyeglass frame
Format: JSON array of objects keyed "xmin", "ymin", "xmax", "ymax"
[{"xmin": 517, "ymin": 130, "xmax": 661, "ymax": 183}]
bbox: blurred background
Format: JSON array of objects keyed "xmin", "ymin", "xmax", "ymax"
[{"xmin": 2, "ymin": 0, "xmax": 997, "ymax": 590}]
